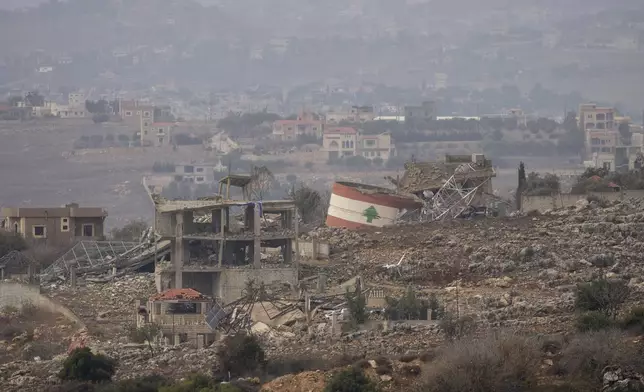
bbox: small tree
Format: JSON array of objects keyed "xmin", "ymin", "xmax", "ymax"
[
  {"xmin": 576, "ymin": 311, "xmax": 613, "ymax": 332},
  {"xmin": 385, "ymin": 286, "xmax": 431, "ymax": 320},
  {"xmin": 248, "ymin": 165, "xmax": 274, "ymax": 200},
  {"xmin": 575, "ymin": 277, "xmax": 630, "ymax": 319},
  {"xmin": 126, "ymin": 323, "xmax": 161, "ymax": 354},
  {"xmin": 439, "ymin": 313, "xmax": 476, "ymax": 341},
  {"xmin": 324, "ymin": 367, "xmax": 378, "ymax": 392},
  {"xmin": 288, "ymin": 183, "xmax": 323, "ymax": 223},
  {"xmin": 111, "ymin": 220, "xmax": 148, "ymax": 242},
  {"xmin": 58, "ymin": 347, "xmax": 116, "ymax": 382},
  {"xmin": 215, "ymin": 332, "xmax": 265, "ymax": 378},
  {"xmin": 0, "ymin": 231, "xmax": 28, "ymax": 258},
  {"xmin": 345, "ymin": 287, "xmax": 367, "ymax": 325}
]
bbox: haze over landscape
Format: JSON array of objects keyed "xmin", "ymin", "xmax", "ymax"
[{"xmin": 2, "ymin": 1, "xmax": 644, "ymax": 392}]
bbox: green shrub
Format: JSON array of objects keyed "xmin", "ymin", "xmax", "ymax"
[
  {"xmin": 58, "ymin": 348, "xmax": 116, "ymax": 383},
  {"xmin": 558, "ymin": 330, "xmax": 643, "ymax": 387},
  {"xmin": 158, "ymin": 374, "xmax": 215, "ymax": 392},
  {"xmin": 324, "ymin": 367, "xmax": 379, "ymax": 392},
  {"xmin": 215, "ymin": 333, "xmax": 265, "ymax": 378},
  {"xmin": 385, "ymin": 286, "xmax": 430, "ymax": 321},
  {"xmin": 621, "ymin": 306, "xmax": 644, "ymax": 334},
  {"xmin": 575, "ymin": 277, "xmax": 629, "ymax": 319},
  {"xmin": 265, "ymin": 355, "xmax": 339, "ymax": 378},
  {"xmin": 51, "ymin": 382, "xmax": 97, "ymax": 392},
  {"xmin": 99, "ymin": 375, "xmax": 169, "ymax": 392},
  {"xmin": 575, "ymin": 311, "xmax": 613, "ymax": 332},
  {"xmin": 418, "ymin": 334, "xmax": 540, "ymax": 392},
  {"xmin": 439, "ymin": 313, "xmax": 476, "ymax": 340},
  {"xmin": 111, "ymin": 221, "xmax": 149, "ymax": 242},
  {"xmin": 125, "ymin": 324, "xmax": 161, "ymax": 345},
  {"xmin": 0, "ymin": 231, "xmax": 28, "ymax": 257},
  {"xmin": 345, "ymin": 287, "xmax": 367, "ymax": 325}
]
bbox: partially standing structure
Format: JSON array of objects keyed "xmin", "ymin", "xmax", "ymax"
[
  {"xmin": 395, "ymin": 154, "xmax": 496, "ymax": 221},
  {"xmin": 137, "ymin": 288, "xmax": 215, "ymax": 348},
  {"xmin": 153, "ymin": 195, "xmax": 299, "ymax": 305}
]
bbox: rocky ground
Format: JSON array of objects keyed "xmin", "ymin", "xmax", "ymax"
[{"xmin": 3, "ymin": 197, "xmax": 644, "ymax": 391}]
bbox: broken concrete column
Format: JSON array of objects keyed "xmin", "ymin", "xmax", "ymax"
[
  {"xmin": 174, "ymin": 212, "xmax": 185, "ymax": 288},
  {"xmin": 70, "ymin": 266, "xmax": 77, "ymax": 288},
  {"xmin": 317, "ymin": 273, "xmax": 327, "ymax": 293},
  {"xmin": 305, "ymin": 294, "xmax": 311, "ymax": 323},
  {"xmin": 253, "ymin": 204, "xmax": 261, "ymax": 267},
  {"xmin": 331, "ymin": 312, "xmax": 341, "ymax": 337}
]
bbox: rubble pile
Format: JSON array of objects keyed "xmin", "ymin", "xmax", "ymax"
[
  {"xmin": 304, "ymin": 198, "xmax": 644, "ymax": 333},
  {"xmin": 6, "ymin": 199, "xmax": 644, "ymax": 391},
  {"xmin": 303, "ymin": 226, "xmax": 375, "ymax": 252},
  {"xmin": 43, "ymin": 274, "xmax": 157, "ymax": 339},
  {"xmin": 0, "ymin": 344, "xmax": 220, "ymax": 391}
]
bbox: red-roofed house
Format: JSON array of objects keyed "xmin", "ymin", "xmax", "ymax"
[
  {"xmin": 272, "ymin": 112, "xmax": 324, "ymax": 141},
  {"xmin": 136, "ymin": 288, "xmax": 215, "ymax": 347}
]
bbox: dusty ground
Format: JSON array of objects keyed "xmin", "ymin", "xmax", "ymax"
[
  {"xmin": 3, "ymin": 198, "xmax": 644, "ymax": 390},
  {"xmin": 0, "ymin": 304, "xmax": 75, "ymax": 365},
  {"xmin": 0, "ymin": 119, "xmax": 213, "ymax": 227}
]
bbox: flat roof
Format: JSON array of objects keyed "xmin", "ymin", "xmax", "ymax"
[
  {"xmin": 219, "ymin": 174, "xmax": 252, "ymax": 187},
  {"xmin": 156, "ymin": 199, "xmax": 296, "ymax": 213},
  {"xmin": 1, "ymin": 206, "xmax": 107, "ymax": 218}
]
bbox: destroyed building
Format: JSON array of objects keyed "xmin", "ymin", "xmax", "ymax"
[
  {"xmin": 137, "ymin": 288, "xmax": 215, "ymax": 348},
  {"xmin": 154, "ymin": 175, "xmax": 299, "ymax": 304},
  {"xmin": 393, "ymin": 154, "xmax": 498, "ymax": 220}
]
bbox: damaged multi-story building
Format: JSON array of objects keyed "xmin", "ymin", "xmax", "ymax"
[
  {"xmin": 153, "ymin": 175, "xmax": 299, "ymax": 305},
  {"xmin": 392, "ymin": 154, "xmax": 498, "ymax": 220}
]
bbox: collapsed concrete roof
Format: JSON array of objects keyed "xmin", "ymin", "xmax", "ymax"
[{"xmin": 397, "ymin": 154, "xmax": 496, "ymax": 194}]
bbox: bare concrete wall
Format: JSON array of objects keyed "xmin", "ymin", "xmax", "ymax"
[
  {"xmin": 0, "ymin": 282, "xmax": 83, "ymax": 326},
  {"xmin": 299, "ymin": 240, "xmax": 330, "ymax": 260},
  {"xmin": 521, "ymin": 190, "xmax": 644, "ymax": 212},
  {"xmin": 219, "ymin": 268, "xmax": 297, "ymax": 304}
]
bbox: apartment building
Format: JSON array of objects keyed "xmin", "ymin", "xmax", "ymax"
[
  {"xmin": 322, "ymin": 127, "xmax": 395, "ymax": 161},
  {"xmin": 1, "ymin": 203, "xmax": 107, "ymax": 247},
  {"xmin": 578, "ymin": 104, "xmax": 615, "ymax": 131},
  {"xmin": 173, "ymin": 162, "xmax": 226, "ymax": 185},
  {"xmin": 271, "ymin": 112, "xmax": 323, "ymax": 141},
  {"xmin": 404, "ymin": 101, "xmax": 436, "ymax": 123},
  {"xmin": 585, "ymin": 129, "xmax": 618, "ymax": 170},
  {"xmin": 142, "ymin": 122, "xmax": 174, "ymax": 147},
  {"xmin": 120, "ymin": 100, "xmax": 154, "ymax": 135},
  {"xmin": 325, "ymin": 106, "xmax": 376, "ymax": 124},
  {"xmin": 580, "ymin": 104, "xmax": 620, "ymax": 169}
]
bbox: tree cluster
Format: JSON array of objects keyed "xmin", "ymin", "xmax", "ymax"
[
  {"xmin": 522, "ymin": 172, "xmax": 561, "ymax": 196},
  {"xmin": 85, "ymin": 100, "xmax": 118, "ymax": 115}
]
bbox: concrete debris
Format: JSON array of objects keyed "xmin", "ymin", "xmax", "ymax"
[
  {"xmin": 9, "ymin": 195, "xmax": 644, "ymax": 391},
  {"xmin": 603, "ymin": 366, "xmax": 644, "ymax": 392},
  {"xmin": 40, "ymin": 230, "xmax": 170, "ymax": 283}
]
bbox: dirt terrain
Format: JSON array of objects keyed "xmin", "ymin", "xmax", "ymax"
[
  {"xmin": 0, "ymin": 120, "xmax": 204, "ymax": 227},
  {"xmin": 1, "ymin": 197, "xmax": 644, "ymax": 390}
]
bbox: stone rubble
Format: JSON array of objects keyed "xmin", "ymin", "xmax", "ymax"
[{"xmin": 5, "ymin": 198, "xmax": 644, "ymax": 391}]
